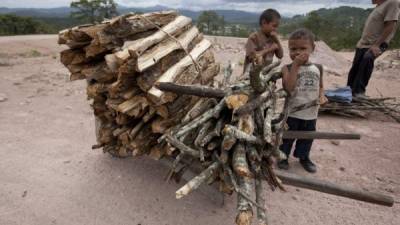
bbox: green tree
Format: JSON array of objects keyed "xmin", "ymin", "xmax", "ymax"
[
  {"xmin": 303, "ymin": 12, "xmax": 324, "ymax": 36},
  {"xmin": 0, "ymin": 14, "xmax": 52, "ymax": 36},
  {"xmin": 197, "ymin": 11, "xmax": 220, "ymax": 35},
  {"xmin": 70, "ymin": 0, "xmax": 118, "ymax": 24}
]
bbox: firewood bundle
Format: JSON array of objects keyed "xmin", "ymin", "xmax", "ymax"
[
  {"xmin": 58, "ymin": 11, "xmax": 220, "ymax": 158},
  {"xmin": 320, "ymin": 97, "xmax": 400, "ymax": 123},
  {"xmin": 156, "ymin": 61, "xmax": 291, "ymax": 225}
]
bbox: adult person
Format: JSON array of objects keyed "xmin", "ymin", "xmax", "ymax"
[{"xmin": 347, "ymin": 0, "xmax": 400, "ymax": 98}]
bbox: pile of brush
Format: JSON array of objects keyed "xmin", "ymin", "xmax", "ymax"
[{"xmin": 156, "ymin": 61, "xmax": 290, "ymax": 225}]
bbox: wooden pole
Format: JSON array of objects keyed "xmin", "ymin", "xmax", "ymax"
[
  {"xmin": 282, "ymin": 131, "xmax": 361, "ymax": 140},
  {"xmin": 275, "ymin": 170, "xmax": 394, "ymax": 207},
  {"xmin": 155, "ymin": 82, "xmax": 226, "ymax": 98}
]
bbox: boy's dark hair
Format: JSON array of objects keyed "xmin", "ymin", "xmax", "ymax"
[
  {"xmin": 289, "ymin": 28, "xmax": 315, "ymax": 45},
  {"xmin": 259, "ymin": 9, "xmax": 281, "ymax": 25}
]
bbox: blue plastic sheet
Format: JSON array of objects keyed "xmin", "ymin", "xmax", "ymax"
[{"xmin": 325, "ymin": 86, "xmax": 352, "ymax": 103}]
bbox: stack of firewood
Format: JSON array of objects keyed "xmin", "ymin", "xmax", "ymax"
[
  {"xmin": 58, "ymin": 11, "xmax": 220, "ymax": 158},
  {"xmin": 58, "ymin": 11, "xmax": 299, "ymax": 225},
  {"xmin": 320, "ymin": 97, "xmax": 400, "ymax": 123},
  {"xmin": 156, "ymin": 61, "xmax": 290, "ymax": 225}
]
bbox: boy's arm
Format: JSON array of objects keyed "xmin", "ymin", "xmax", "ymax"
[
  {"xmin": 282, "ymin": 64, "xmax": 300, "ymax": 95},
  {"xmin": 270, "ymin": 32, "xmax": 283, "ymax": 59}
]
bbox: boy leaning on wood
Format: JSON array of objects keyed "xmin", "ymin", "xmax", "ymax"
[{"xmin": 243, "ymin": 9, "xmax": 283, "ymax": 74}]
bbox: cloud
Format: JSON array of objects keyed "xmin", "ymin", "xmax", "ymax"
[{"xmin": 0, "ymin": 0, "xmax": 373, "ymax": 15}]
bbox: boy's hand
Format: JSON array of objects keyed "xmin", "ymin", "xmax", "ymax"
[
  {"xmin": 293, "ymin": 53, "xmax": 309, "ymax": 66},
  {"xmin": 270, "ymin": 43, "xmax": 279, "ymax": 51},
  {"xmin": 254, "ymin": 53, "xmax": 264, "ymax": 65},
  {"xmin": 270, "ymin": 31, "xmax": 280, "ymax": 43},
  {"xmin": 319, "ymin": 95, "xmax": 328, "ymax": 105}
]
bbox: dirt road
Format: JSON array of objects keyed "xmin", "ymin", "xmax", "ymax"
[{"xmin": 0, "ymin": 35, "xmax": 399, "ymax": 225}]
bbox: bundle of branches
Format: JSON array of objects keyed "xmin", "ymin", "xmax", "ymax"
[
  {"xmin": 58, "ymin": 11, "xmax": 220, "ymax": 158},
  {"xmin": 156, "ymin": 61, "xmax": 290, "ymax": 225},
  {"xmin": 320, "ymin": 96, "xmax": 400, "ymax": 123}
]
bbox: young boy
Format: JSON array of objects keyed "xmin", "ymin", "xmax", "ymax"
[
  {"xmin": 243, "ymin": 9, "xmax": 283, "ymax": 73},
  {"xmin": 278, "ymin": 28, "xmax": 327, "ymax": 173}
]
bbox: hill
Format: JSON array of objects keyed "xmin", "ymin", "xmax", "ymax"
[
  {"xmin": 279, "ymin": 6, "xmax": 400, "ymax": 50},
  {"xmin": 0, "ymin": 6, "xmax": 258, "ymax": 23}
]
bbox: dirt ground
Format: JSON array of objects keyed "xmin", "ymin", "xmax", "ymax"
[{"xmin": 0, "ymin": 35, "xmax": 399, "ymax": 225}]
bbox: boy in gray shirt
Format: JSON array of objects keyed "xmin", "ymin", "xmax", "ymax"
[{"xmin": 278, "ymin": 29, "xmax": 327, "ymax": 173}]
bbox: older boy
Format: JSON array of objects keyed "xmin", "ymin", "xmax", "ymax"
[
  {"xmin": 243, "ymin": 9, "xmax": 283, "ymax": 73},
  {"xmin": 347, "ymin": 0, "xmax": 400, "ymax": 97}
]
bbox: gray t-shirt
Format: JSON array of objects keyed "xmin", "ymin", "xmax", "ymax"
[
  {"xmin": 288, "ymin": 64, "xmax": 321, "ymax": 120},
  {"xmin": 357, "ymin": 0, "xmax": 400, "ymax": 48}
]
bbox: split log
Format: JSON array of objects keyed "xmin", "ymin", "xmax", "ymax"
[
  {"xmin": 111, "ymin": 15, "xmax": 192, "ymax": 65},
  {"xmin": 104, "ymin": 11, "xmax": 178, "ymax": 37},
  {"xmin": 137, "ymin": 26, "xmax": 199, "ymax": 72},
  {"xmin": 147, "ymin": 39, "xmax": 212, "ymax": 104},
  {"xmin": 117, "ymin": 96, "xmax": 148, "ymax": 113}
]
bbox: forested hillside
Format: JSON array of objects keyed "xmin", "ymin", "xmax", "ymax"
[
  {"xmin": 279, "ymin": 6, "xmax": 400, "ymax": 50},
  {"xmin": 1, "ymin": 5, "xmax": 399, "ymax": 50}
]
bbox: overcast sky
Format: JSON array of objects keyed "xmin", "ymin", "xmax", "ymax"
[{"xmin": 0, "ymin": 0, "xmax": 373, "ymax": 14}]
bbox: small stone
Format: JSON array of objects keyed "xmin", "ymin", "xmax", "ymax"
[
  {"xmin": 0, "ymin": 93, "xmax": 8, "ymax": 102},
  {"xmin": 320, "ymin": 148, "xmax": 324, "ymax": 152},
  {"xmin": 330, "ymin": 140, "xmax": 341, "ymax": 146},
  {"xmin": 339, "ymin": 167, "xmax": 346, "ymax": 172},
  {"xmin": 63, "ymin": 160, "xmax": 71, "ymax": 164},
  {"xmin": 22, "ymin": 190, "xmax": 28, "ymax": 198},
  {"xmin": 65, "ymin": 106, "xmax": 73, "ymax": 110},
  {"xmin": 385, "ymin": 188, "xmax": 395, "ymax": 193},
  {"xmin": 291, "ymin": 195, "xmax": 298, "ymax": 201}
]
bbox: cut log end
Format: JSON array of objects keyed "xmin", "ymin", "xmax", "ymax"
[{"xmin": 235, "ymin": 210, "xmax": 253, "ymax": 225}]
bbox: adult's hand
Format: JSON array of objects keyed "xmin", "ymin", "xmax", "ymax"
[{"xmin": 368, "ymin": 45, "xmax": 382, "ymax": 58}]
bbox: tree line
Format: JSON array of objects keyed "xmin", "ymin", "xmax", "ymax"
[{"xmin": 0, "ymin": 2, "xmax": 399, "ymax": 50}]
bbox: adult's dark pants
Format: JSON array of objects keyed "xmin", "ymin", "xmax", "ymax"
[
  {"xmin": 280, "ymin": 117, "xmax": 317, "ymax": 160},
  {"xmin": 347, "ymin": 48, "xmax": 376, "ymax": 94}
]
